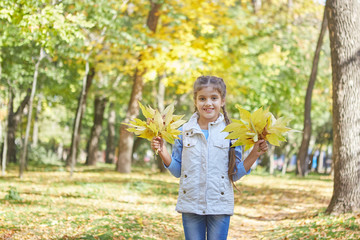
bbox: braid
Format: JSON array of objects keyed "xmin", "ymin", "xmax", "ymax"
[
  {"xmin": 222, "ymin": 105, "xmax": 239, "ymax": 191},
  {"xmin": 222, "ymin": 105, "xmax": 231, "ymax": 125}
]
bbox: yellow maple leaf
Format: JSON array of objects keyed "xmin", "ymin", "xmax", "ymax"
[
  {"xmin": 124, "ymin": 102, "xmax": 186, "ymax": 146},
  {"xmin": 222, "ymin": 105, "xmax": 293, "ymax": 151}
]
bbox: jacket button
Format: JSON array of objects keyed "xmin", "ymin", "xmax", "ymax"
[
  {"xmin": 184, "ymin": 175, "xmax": 187, "ymax": 178},
  {"xmin": 221, "ymin": 176, "xmax": 224, "ymax": 179},
  {"xmin": 183, "ymin": 190, "xmax": 186, "ymax": 194},
  {"xmin": 221, "ymin": 192, "xmax": 224, "ymax": 195},
  {"xmin": 187, "ymin": 143, "xmax": 190, "ymax": 147},
  {"xmin": 203, "ymin": 210, "xmax": 205, "ymax": 214}
]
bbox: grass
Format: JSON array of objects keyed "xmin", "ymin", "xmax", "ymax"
[{"xmin": 0, "ymin": 164, "xmax": 359, "ymax": 239}]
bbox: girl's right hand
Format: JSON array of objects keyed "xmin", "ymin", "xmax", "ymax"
[
  {"xmin": 151, "ymin": 137, "xmax": 164, "ymax": 153},
  {"xmin": 252, "ymin": 139, "xmax": 268, "ymax": 157}
]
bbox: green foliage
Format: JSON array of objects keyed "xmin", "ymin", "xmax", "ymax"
[
  {"xmin": 27, "ymin": 145, "xmax": 62, "ymax": 166},
  {"xmin": 4, "ymin": 186, "xmax": 22, "ymax": 201},
  {"xmin": 0, "ymin": 0, "xmax": 93, "ymax": 51}
]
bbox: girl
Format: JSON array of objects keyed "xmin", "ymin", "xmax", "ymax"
[{"xmin": 151, "ymin": 76, "xmax": 268, "ymax": 240}]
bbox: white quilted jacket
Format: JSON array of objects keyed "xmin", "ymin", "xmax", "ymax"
[{"xmin": 175, "ymin": 113, "xmax": 235, "ymax": 215}]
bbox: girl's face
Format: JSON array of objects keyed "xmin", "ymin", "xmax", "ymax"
[{"xmin": 195, "ymin": 86, "xmax": 225, "ymax": 125}]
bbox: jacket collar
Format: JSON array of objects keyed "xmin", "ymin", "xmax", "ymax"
[{"xmin": 185, "ymin": 112, "xmax": 225, "ymax": 131}]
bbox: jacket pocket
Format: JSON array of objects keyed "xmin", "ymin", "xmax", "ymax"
[
  {"xmin": 183, "ymin": 130, "xmax": 198, "ymax": 148},
  {"xmin": 219, "ymin": 173, "xmax": 232, "ymax": 203},
  {"xmin": 208, "ymin": 174, "xmax": 229, "ymax": 204},
  {"xmin": 182, "ymin": 134, "xmax": 200, "ymax": 160},
  {"xmin": 213, "ymin": 139, "xmax": 230, "ymax": 171},
  {"xmin": 179, "ymin": 171, "xmax": 197, "ymax": 202},
  {"xmin": 213, "ymin": 138, "xmax": 229, "ymax": 149}
]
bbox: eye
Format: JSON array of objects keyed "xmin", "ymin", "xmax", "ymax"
[
  {"xmin": 199, "ymin": 97, "xmax": 205, "ymax": 101},
  {"xmin": 212, "ymin": 97, "xmax": 218, "ymax": 100}
]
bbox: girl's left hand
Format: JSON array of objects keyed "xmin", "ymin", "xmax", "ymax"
[{"xmin": 253, "ymin": 140, "xmax": 268, "ymax": 156}]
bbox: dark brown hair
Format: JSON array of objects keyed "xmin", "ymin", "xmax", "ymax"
[{"xmin": 193, "ymin": 76, "xmax": 239, "ymax": 189}]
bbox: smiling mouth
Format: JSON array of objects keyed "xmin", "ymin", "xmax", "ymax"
[{"xmin": 203, "ymin": 108, "xmax": 214, "ymax": 113}]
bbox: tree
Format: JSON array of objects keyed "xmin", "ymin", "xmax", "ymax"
[
  {"xmin": 0, "ymin": 0, "xmax": 92, "ymax": 177},
  {"xmin": 252, "ymin": 0, "xmax": 262, "ymax": 14},
  {"xmin": 69, "ymin": 63, "xmax": 94, "ymax": 175},
  {"xmin": 116, "ymin": 1, "xmax": 162, "ymax": 173},
  {"xmin": 5, "ymin": 89, "xmax": 31, "ymax": 164},
  {"xmin": 31, "ymin": 94, "xmax": 43, "ymax": 148},
  {"xmin": 105, "ymin": 102, "xmax": 116, "ymax": 164},
  {"xmin": 325, "ymin": 0, "xmax": 360, "ymax": 214},
  {"xmin": 225, "ymin": 1, "xmax": 330, "ymax": 174},
  {"xmin": 19, "ymin": 48, "xmax": 45, "ymax": 178},
  {"xmin": 86, "ymin": 95, "xmax": 107, "ymax": 165},
  {"xmin": 297, "ymin": 9, "xmax": 328, "ymax": 177},
  {"xmin": 64, "ymin": 0, "xmax": 126, "ymax": 172}
]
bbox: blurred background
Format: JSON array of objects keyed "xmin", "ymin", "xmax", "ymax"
[{"xmin": 0, "ymin": 0, "xmax": 332, "ymax": 177}]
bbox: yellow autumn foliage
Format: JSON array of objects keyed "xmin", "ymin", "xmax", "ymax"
[
  {"xmin": 124, "ymin": 102, "xmax": 186, "ymax": 145},
  {"xmin": 222, "ymin": 105, "xmax": 292, "ymax": 151}
]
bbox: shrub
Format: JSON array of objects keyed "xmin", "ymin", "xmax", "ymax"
[{"xmin": 5, "ymin": 186, "xmax": 22, "ymax": 201}]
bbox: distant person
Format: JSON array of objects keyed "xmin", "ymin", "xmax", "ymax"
[{"xmin": 151, "ymin": 76, "xmax": 268, "ymax": 240}]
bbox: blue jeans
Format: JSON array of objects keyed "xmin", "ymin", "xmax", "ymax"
[{"xmin": 182, "ymin": 213, "xmax": 230, "ymax": 240}]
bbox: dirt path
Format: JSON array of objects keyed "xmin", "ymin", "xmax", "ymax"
[
  {"xmin": 229, "ymin": 215, "xmax": 276, "ymax": 239},
  {"xmin": 226, "ymin": 175, "xmax": 333, "ymax": 239}
]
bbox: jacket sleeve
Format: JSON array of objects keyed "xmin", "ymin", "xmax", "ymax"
[
  {"xmin": 232, "ymin": 145, "xmax": 251, "ymax": 182},
  {"xmin": 164, "ymin": 131, "xmax": 183, "ymax": 178}
]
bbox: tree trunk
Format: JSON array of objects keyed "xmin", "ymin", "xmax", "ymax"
[
  {"xmin": 281, "ymin": 143, "xmax": 291, "ymax": 175},
  {"xmin": 132, "ymin": 137, "xmax": 144, "ymax": 163},
  {"xmin": 116, "ymin": 1, "xmax": 162, "ymax": 173},
  {"xmin": 6, "ymin": 91, "xmax": 16, "ymax": 165},
  {"xmin": 286, "ymin": 0, "xmax": 293, "ymax": 33},
  {"xmin": 116, "ymin": 68, "xmax": 145, "ymax": 173},
  {"xmin": 32, "ymin": 94, "xmax": 42, "ymax": 148},
  {"xmin": 251, "ymin": 0, "xmax": 262, "ymax": 13},
  {"xmin": 287, "ymin": 0, "xmax": 292, "ymax": 9},
  {"xmin": 317, "ymin": 146, "xmax": 325, "ymax": 173},
  {"xmin": 20, "ymin": 48, "xmax": 45, "ymax": 178},
  {"xmin": 6, "ymin": 88, "xmax": 31, "ymax": 164},
  {"xmin": 1, "ymin": 89, "xmax": 10, "ymax": 176},
  {"xmin": 86, "ymin": 96, "xmax": 107, "ymax": 166},
  {"xmin": 325, "ymin": 0, "xmax": 360, "ymax": 214},
  {"xmin": 297, "ymin": 9, "xmax": 328, "ymax": 177},
  {"xmin": 1, "ymin": 125, "xmax": 7, "ymax": 176},
  {"xmin": 146, "ymin": 1, "xmax": 162, "ymax": 32},
  {"xmin": 324, "ymin": 146, "xmax": 332, "ymax": 174},
  {"xmin": 69, "ymin": 63, "xmax": 95, "ymax": 176},
  {"xmin": 0, "ymin": 54, "xmax": 2, "ymax": 174},
  {"xmin": 105, "ymin": 102, "xmax": 116, "ymax": 164}
]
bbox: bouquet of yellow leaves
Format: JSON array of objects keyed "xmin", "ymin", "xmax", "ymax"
[
  {"xmin": 222, "ymin": 105, "xmax": 293, "ymax": 151},
  {"xmin": 125, "ymin": 102, "xmax": 186, "ymax": 146}
]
